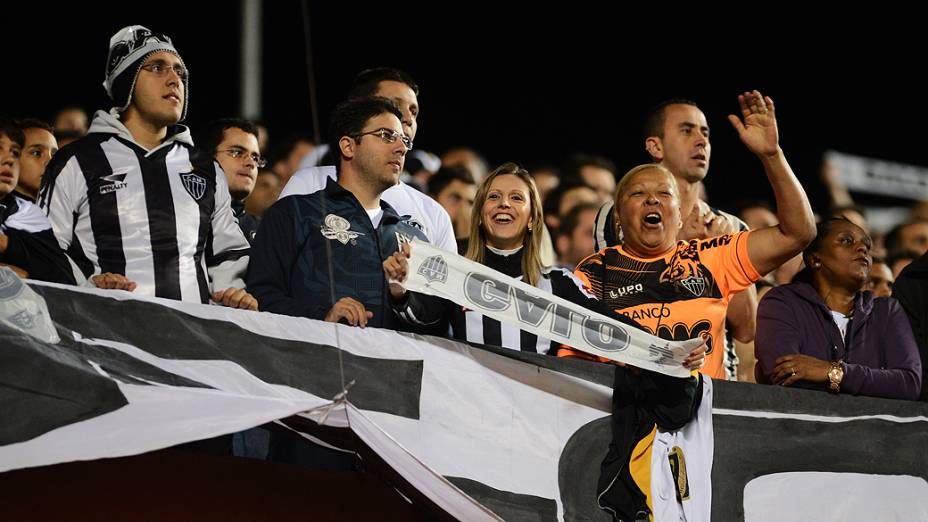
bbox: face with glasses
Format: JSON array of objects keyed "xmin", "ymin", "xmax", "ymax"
[
  {"xmin": 342, "ymin": 112, "xmax": 408, "ymax": 192},
  {"xmin": 215, "ymin": 127, "xmax": 262, "ymax": 200},
  {"xmin": 127, "ymin": 51, "xmax": 186, "ymax": 126}
]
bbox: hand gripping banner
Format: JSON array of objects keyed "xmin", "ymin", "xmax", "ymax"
[{"xmin": 400, "ymin": 239, "xmax": 703, "ymax": 377}]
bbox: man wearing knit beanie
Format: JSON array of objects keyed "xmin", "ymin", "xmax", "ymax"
[{"xmin": 39, "ymin": 25, "xmax": 257, "ymax": 310}]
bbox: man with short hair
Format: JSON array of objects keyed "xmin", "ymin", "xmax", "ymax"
[
  {"xmin": 270, "ymin": 133, "xmax": 315, "ymax": 184},
  {"xmin": 245, "ymin": 169, "xmax": 281, "ymax": 219},
  {"xmin": 563, "ymin": 153, "xmax": 617, "ymax": 203},
  {"xmin": 280, "ymin": 68, "xmax": 456, "ymax": 254},
  {"xmin": 886, "ymin": 220, "xmax": 928, "ymax": 256},
  {"xmin": 248, "ymin": 97, "xmax": 428, "ymax": 327},
  {"xmin": 427, "ymin": 165, "xmax": 476, "ymax": 246},
  {"xmin": 15, "ymin": 119, "xmax": 58, "ymax": 203},
  {"xmin": 0, "ymin": 118, "xmax": 74, "ymax": 283},
  {"xmin": 40, "ymin": 25, "xmax": 255, "ymax": 309},
  {"xmin": 543, "ymin": 181, "xmax": 599, "ymax": 232},
  {"xmin": 53, "ymin": 107, "xmax": 89, "ymax": 136},
  {"xmin": 200, "ymin": 118, "xmax": 264, "ymax": 244},
  {"xmin": 556, "ymin": 202, "xmax": 600, "ymax": 271}
]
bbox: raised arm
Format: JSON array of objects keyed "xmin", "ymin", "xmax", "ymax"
[{"xmin": 728, "ymin": 90, "xmax": 816, "ymax": 276}]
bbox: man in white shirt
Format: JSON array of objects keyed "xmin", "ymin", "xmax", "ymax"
[{"xmin": 279, "ymin": 68, "xmax": 456, "ymax": 253}]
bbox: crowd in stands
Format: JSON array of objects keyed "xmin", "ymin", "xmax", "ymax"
[{"xmin": 2, "ymin": 25, "xmax": 925, "ymax": 409}]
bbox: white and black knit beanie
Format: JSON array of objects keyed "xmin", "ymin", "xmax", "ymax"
[{"xmin": 102, "ymin": 25, "xmax": 189, "ymax": 121}]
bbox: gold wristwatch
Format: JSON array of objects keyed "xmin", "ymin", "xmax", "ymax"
[{"xmin": 828, "ymin": 360, "xmax": 844, "ymax": 393}]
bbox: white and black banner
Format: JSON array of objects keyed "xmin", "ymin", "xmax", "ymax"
[
  {"xmin": 2, "ymin": 278, "xmax": 928, "ymax": 521},
  {"xmin": 825, "ymin": 149, "xmax": 928, "ymax": 201},
  {"xmin": 401, "ymin": 239, "xmax": 702, "ymax": 377}
]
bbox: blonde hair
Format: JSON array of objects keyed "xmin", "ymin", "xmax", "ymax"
[
  {"xmin": 611, "ymin": 163, "xmax": 679, "ymax": 238},
  {"xmin": 465, "ymin": 162, "xmax": 546, "ymax": 286},
  {"xmin": 614, "ymin": 163, "xmax": 678, "ymax": 201}
]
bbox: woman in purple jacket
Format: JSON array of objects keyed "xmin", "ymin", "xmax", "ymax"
[{"xmin": 755, "ymin": 217, "xmax": 922, "ymax": 400}]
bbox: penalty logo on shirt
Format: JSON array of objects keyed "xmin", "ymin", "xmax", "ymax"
[{"xmin": 179, "ymin": 170, "xmax": 207, "ymax": 201}]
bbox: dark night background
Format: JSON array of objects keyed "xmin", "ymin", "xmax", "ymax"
[{"xmin": 5, "ymin": 4, "xmax": 924, "ymax": 214}]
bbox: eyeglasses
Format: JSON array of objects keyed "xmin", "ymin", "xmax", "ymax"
[
  {"xmin": 140, "ymin": 60, "xmax": 189, "ymax": 81},
  {"xmin": 353, "ymin": 128, "xmax": 413, "ymax": 151},
  {"xmin": 217, "ymin": 148, "xmax": 267, "ymax": 168}
]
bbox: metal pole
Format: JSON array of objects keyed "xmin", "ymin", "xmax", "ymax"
[
  {"xmin": 300, "ymin": 0, "xmax": 322, "ymax": 144},
  {"xmin": 239, "ymin": 0, "xmax": 262, "ymax": 119}
]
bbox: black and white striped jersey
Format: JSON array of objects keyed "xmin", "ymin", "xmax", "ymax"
[
  {"xmin": 39, "ymin": 111, "xmax": 249, "ymax": 303},
  {"xmin": 452, "ymin": 264, "xmax": 585, "ymax": 354}
]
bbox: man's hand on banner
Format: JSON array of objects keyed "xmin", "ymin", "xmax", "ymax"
[
  {"xmin": 325, "ymin": 297, "xmax": 373, "ymax": 327},
  {"xmin": 91, "ymin": 272, "xmax": 137, "ymax": 292},
  {"xmin": 212, "ymin": 287, "xmax": 258, "ymax": 311},
  {"xmin": 383, "ymin": 243, "xmax": 412, "ymax": 300}
]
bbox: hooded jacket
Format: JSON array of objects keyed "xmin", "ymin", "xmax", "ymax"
[
  {"xmin": 755, "ymin": 282, "xmax": 921, "ymax": 400},
  {"xmin": 39, "ymin": 110, "xmax": 249, "ymax": 302}
]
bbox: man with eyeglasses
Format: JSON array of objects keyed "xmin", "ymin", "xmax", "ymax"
[
  {"xmin": 200, "ymin": 118, "xmax": 265, "ymax": 244},
  {"xmin": 280, "ymin": 68, "xmax": 457, "ymax": 254},
  {"xmin": 248, "ymin": 96, "xmax": 428, "ymax": 329},
  {"xmin": 39, "ymin": 25, "xmax": 256, "ymax": 310}
]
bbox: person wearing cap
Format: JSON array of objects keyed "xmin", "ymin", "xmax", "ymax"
[
  {"xmin": 38, "ymin": 25, "xmax": 255, "ymax": 309},
  {"xmin": 279, "ymin": 67, "xmax": 458, "ymax": 254}
]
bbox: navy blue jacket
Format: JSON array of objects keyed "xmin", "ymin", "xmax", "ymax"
[{"xmin": 247, "ymin": 178, "xmax": 428, "ymax": 328}]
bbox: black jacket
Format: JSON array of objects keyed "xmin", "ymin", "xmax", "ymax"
[
  {"xmin": 247, "ymin": 178, "xmax": 428, "ymax": 329},
  {"xmin": 893, "ymin": 252, "xmax": 928, "ymax": 401},
  {"xmin": 232, "ymin": 199, "xmax": 260, "ymax": 246},
  {"xmin": 0, "ymin": 192, "xmax": 75, "ymax": 284}
]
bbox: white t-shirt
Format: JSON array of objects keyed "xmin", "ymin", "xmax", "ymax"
[
  {"xmin": 279, "ymin": 165, "xmax": 457, "ymax": 253},
  {"xmin": 366, "ymin": 207, "xmax": 384, "ymax": 229},
  {"xmin": 831, "ymin": 310, "xmax": 850, "ymax": 341}
]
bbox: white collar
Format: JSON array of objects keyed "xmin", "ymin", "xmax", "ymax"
[{"xmin": 487, "ymin": 245, "xmax": 523, "ymax": 256}]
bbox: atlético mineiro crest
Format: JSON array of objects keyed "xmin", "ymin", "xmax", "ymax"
[
  {"xmin": 8, "ymin": 310, "xmax": 37, "ymax": 330},
  {"xmin": 680, "ymin": 276, "xmax": 707, "ymax": 297},
  {"xmin": 179, "ymin": 170, "xmax": 207, "ymax": 201},
  {"xmin": 418, "ymin": 255, "xmax": 449, "ymax": 284}
]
